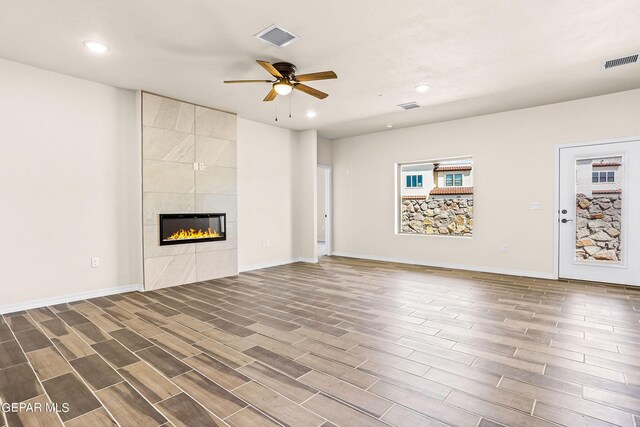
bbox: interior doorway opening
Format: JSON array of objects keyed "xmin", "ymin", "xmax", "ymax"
[{"xmin": 317, "ymin": 165, "xmax": 332, "ymax": 256}]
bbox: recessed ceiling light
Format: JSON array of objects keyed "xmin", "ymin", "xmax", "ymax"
[
  {"xmin": 415, "ymin": 84, "xmax": 430, "ymax": 93},
  {"xmin": 83, "ymin": 40, "xmax": 109, "ymax": 53},
  {"xmin": 306, "ymin": 111, "xmax": 317, "ymax": 118},
  {"xmin": 386, "ymin": 124, "xmax": 393, "ymax": 128}
]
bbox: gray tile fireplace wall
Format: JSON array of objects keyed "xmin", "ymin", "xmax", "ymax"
[{"xmin": 142, "ymin": 92, "xmax": 238, "ymax": 290}]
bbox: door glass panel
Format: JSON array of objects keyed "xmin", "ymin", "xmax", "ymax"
[{"xmin": 575, "ymin": 156, "xmax": 623, "ymax": 264}]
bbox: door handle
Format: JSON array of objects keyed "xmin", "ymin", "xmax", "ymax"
[{"xmin": 561, "ymin": 218, "xmax": 573, "ymax": 223}]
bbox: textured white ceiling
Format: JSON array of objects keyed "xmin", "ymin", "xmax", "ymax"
[{"xmin": 0, "ymin": 0, "xmax": 638, "ymax": 138}]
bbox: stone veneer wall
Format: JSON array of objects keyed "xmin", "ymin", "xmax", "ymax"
[
  {"xmin": 142, "ymin": 92, "xmax": 238, "ymax": 290},
  {"xmin": 401, "ymin": 198, "xmax": 473, "ymax": 236},
  {"xmin": 575, "ymin": 193, "xmax": 622, "ymax": 262}
]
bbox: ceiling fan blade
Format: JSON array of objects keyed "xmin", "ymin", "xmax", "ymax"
[
  {"xmin": 263, "ymin": 88, "xmax": 278, "ymax": 102},
  {"xmin": 257, "ymin": 60, "xmax": 283, "ymax": 78},
  {"xmin": 294, "ymin": 83, "xmax": 328, "ymax": 100},
  {"xmin": 224, "ymin": 79, "xmax": 272, "ymax": 84},
  {"xmin": 294, "ymin": 71, "xmax": 337, "ymax": 82}
]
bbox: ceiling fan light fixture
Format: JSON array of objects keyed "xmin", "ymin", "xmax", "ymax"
[{"xmin": 273, "ymin": 81, "xmax": 293, "ymax": 95}]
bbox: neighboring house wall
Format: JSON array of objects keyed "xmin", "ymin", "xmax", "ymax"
[
  {"xmin": 576, "ymin": 157, "xmax": 623, "ymax": 196},
  {"xmin": 436, "ymin": 170, "xmax": 473, "ymax": 187},
  {"xmin": 401, "ymin": 165, "xmax": 435, "ymax": 197}
]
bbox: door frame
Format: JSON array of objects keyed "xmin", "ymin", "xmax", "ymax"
[
  {"xmin": 318, "ymin": 164, "xmax": 333, "ymax": 256},
  {"xmin": 554, "ymin": 136, "xmax": 640, "ymax": 280}
]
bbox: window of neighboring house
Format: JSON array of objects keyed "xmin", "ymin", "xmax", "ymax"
[
  {"xmin": 607, "ymin": 171, "xmax": 615, "ymax": 182},
  {"xmin": 406, "ymin": 174, "xmax": 423, "ymax": 188},
  {"xmin": 445, "ymin": 174, "xmax": 453, "ymax": 186},
  {"xmin": 593, "ymin": 170, "xmax": 615, "ymax": 183},
  {"xmin": 446, "ymin": 173, "xmax": 463, "ymax": 187}
]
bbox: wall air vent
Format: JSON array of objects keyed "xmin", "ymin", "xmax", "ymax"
[
  {"xmin": 603, "ymin": 54, "xmax": 639, "ymax": 70},
  {"xmin": 398, "ymin": 102, "xmax": 421, "ymax": 110},
  {"xmin": 254, "ymin": 24, "xmax": 300, "ymax": 48}
]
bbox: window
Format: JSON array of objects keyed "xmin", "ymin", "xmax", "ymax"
[
  {"xmin": 593, "ymin": 170, "xmax": 615, "ymax": 183},
  {"xmin": 399, "ymin": 158, "xmax": 474, "ymax": 237},
  {"xmin": 406, "ymin": 174, "xmax": 422, "ymax": 188},
  {"xmin": 446, "ymin": 173, "xmax": 463, "ymax": 187}
]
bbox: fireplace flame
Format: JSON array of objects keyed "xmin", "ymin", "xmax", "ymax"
[{"xmin": 167, "ymin": 227, "xmax": 220, "ymax": 241}]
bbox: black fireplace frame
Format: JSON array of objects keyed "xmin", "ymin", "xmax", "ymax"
[{"xmin": 159, "ymin": 213, "xmax": 226, "ymax": 246}]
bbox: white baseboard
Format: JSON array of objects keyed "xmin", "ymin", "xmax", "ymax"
[
  {"xmin": 331, "ymin": 251, "xmax": 557, "ymax": 280},
  {"xmin": 0, "ymin": 284, "xmax": 143, "ymax": 315},
  {"xmin": 239, "ymin": 257, "xmax": 318, "ymax": 273}
]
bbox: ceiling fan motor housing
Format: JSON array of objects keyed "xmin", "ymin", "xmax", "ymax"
[{"xmin": 272, "ymin": 62, "xmax": 297, "ymax": 80}]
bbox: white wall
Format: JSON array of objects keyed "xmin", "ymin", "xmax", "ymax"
[
  {"xmin": 293, "ymin": 130, "xmax": 318, "ymax": 261},
  {"xmin": 317, "ymin": 137, "xmax": 333, "ymax": 165},
  {"xmin": 237, "ymin": 119, "xmax": 317, "ymax": 270},
  {"xmin": 0, "ymin": 58, "xmax": 142, "ymax": 312},
  {"xmin": 332, "ymin": 89, "xmax": 640, "ymax": 277}
]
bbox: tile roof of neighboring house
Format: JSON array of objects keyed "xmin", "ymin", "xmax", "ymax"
[
  {"xmin": 401, "ymin": 195, "xmax": 426, "ymax": 200},
  {"xmin": 592, "ymin": 162, "xmax": 621, "ymax": 167},
  {"xmin": 593, "ymin": 189, "xmax": 622, "ymax": 194},
  {"xmin": 434, "ymin": 165, "xmax": 472, "ymax": 172},
  {"xmin": 430, "ymin": 186, "xmax": 474, "ymax": 195}
]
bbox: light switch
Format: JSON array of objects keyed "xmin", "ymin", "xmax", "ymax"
[{"xmin": 531, "ymin": 202, "xmax": 541, "ymax": 210}]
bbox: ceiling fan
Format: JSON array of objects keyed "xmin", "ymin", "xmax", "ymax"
[{"xmin": 224, "ymin": 60, "xmax": 337, "ymax": 102}]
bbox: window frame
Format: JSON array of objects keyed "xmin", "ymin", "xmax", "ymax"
[
  {"xmin": 445, "ymin": 174, "xmax": 453, "ymax": 187},
  {"xmin": 592, "ymin": 169, "xmax": 615, "ymax": 184},
  {"xmin": 405, "ymin": 174, "xmax": 423, "ymax": 188}
]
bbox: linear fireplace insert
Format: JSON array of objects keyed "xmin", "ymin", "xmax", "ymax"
[{"xmin": 159, "ymin": 213, "xmax": 226, "ymax": 245}]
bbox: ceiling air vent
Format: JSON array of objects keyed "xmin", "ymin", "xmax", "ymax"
[
  {"xmin": 254, "ymin": 24, "xmax": 300, "ymax": 48},
  {"xmin": 398, "ymin": 102, "xmax": 421, "ymax": 110},
  {"xmin": 603, "ymin": 54, "xmax": 639, "ymax": 70}
]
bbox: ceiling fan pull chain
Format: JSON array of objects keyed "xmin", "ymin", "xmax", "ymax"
[
  {"xmin": 289, "ymin": 94, "xmax": 292, "ymax": 118},
  {"xmin": 274, "ymin": 100, "xmax": 278, "ymax": 122}
]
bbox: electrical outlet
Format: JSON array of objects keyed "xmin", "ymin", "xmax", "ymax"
[
  {"xmin": 91, "ymin": 257, "xmax": 100, "ymax": 268},
  {"xmin": 500, "ymin": 244, "xmax": 508, "ymax": 253},
  {"xmin": 262, "ymin": 241, "xmax": 271, "ymax": 248}
]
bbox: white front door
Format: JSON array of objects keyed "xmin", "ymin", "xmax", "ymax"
[{"xmin": 558, "ymin": 139, "xmax": 640, "ymax": 285}]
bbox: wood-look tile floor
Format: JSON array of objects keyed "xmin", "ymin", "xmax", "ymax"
[{"xmin": 1, "ymin": 256, "xmax": 639, "ymax": 426}]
